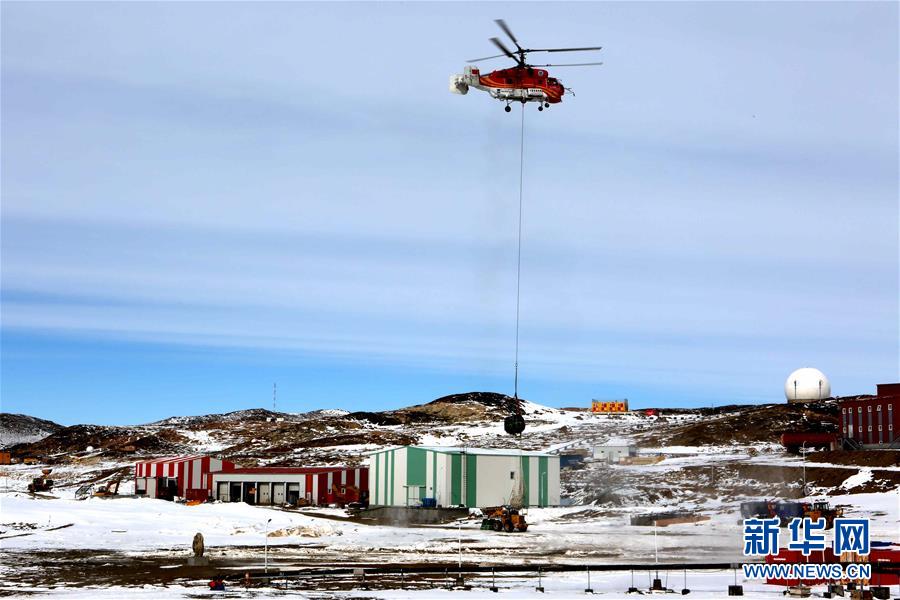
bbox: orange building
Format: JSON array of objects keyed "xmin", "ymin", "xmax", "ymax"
[{"xmin": 591, "ymin": 399, "xmax": 629, "ymax": 413}]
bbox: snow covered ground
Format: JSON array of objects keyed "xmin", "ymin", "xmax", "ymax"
[
  {"xmin": 1, "ymin": 486, "xmax": 896, "ymax": 597},
  {"xmin": 2, "ymin": 400, "xmax": 898, "ymax": 597}
]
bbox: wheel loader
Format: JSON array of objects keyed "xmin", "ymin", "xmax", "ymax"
[
  {"xmin": 480, "ymin": 505, "xmax": 528, "ymax": 533},
  {"xmin": 803, "ymin": 500, "xmax": 842, "ymax": 529}
]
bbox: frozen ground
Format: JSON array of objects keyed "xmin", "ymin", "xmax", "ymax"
[
  {"xmin": 1, "ymin": 486, "xmax": 897, "ymax": 597},
  {"xmin": 0, "ymin": 571, "xmax": 882, "ymax": 600},
  {"xmin": 2, "ymin": 401, "xmax": 898, "ymax": 597}
]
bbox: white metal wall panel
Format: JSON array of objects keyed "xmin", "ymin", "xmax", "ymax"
[
  {"xmin": 435, "ymin": 453, "xmax": 449, "ymax": 507},
  {"xmin": 474, "ymin": 455, "xmax": 519, "ymax": 508},
  {"xmin": 394, "ymin": 447, "xmax": 407, "ymax": 506},
  {"xmin": 366, "ymin": 458, "xmax": 375, "ymax": 503},
  {"xmin": 380, "ymin": 452, "xmax": 388, "ymax": 505},
  {"xmin": 547, "ymin": 456, "xmax": 561, "ymax": 506},
  {"xmin": 191, "ymin": 459, "xmax": 201, "ymax": 489},
  {"xmin": 529, "ymin": 458, "xmax": 539, "ymax": 506}
]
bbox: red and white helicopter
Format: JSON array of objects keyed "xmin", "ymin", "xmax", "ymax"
[{"xmin": 450, "ymin": 19, "xmax": 602, "ymax": 112}]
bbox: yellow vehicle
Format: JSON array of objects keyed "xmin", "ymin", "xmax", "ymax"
[
  {"xmin": 804, "ymin": 500, "xmax": 842, "ymax": 529},
  {"xmin": 480, "ymin": 505, "xmax": 528, "ymax": 533}
]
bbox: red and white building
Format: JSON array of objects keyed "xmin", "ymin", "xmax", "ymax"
[
  {"xmin": 135, "ymin": 455, "xmax": 236, "ymax": 501},
  {"xmin": 210, "ymin": 466, "xmax": 369, "ymax": 506},
  {"xmin": 840, "ymin": 383, "xmax": 900, "ymax": 448}
]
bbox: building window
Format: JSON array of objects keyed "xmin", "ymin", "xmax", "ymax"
[
  {"xmin": 890, "ymin": 424, "xmax": 894, "ymax": 431},
  {"xmin": 879, "ymin": 425, "xmax": 883, "ymax": 431},
  {"xmin": 842, "ymin": 407, "xmax": 846, "ymax": 413},
  {"xmin": 858, "ymin": 407, "xmax": 862, "ymax": 413},
  {"xmin": 868, "ymin": 425, "xmax": 872, "ymax": 431},
  {"xmin": 858, "ymin": 426, "xmax": 863, "ymax": 432},
  {"xmin": 510, "ymin": 471, "xmax": 515, "ymax": 480},
  {"xmin": 877, "ymin": 405, "xmax": 882, "ymax": 411},
  {"xmin": 868, "ymin": 406, "xmax": 872, "ymax": 412}
]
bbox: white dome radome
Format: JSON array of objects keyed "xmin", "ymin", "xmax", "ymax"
[{"xmin": 785, "ymin": 368, "xmax": 831, "ymax": 402}]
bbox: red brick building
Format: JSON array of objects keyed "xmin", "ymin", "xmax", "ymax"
[{"xmin": 840, "ymin": 383, "xmax": 900, "ymax": 448}]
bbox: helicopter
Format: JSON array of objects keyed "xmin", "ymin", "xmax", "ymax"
[{"xmin": 450, "ymin": 19, "xmax": 602, "ymax": 112}]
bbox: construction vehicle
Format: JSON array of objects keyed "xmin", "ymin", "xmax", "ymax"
[
  {"xmin": 480, "ymin": 505, "xmax": 528, "ymax": 533},
  {"xmin": 93, "ymin": 474, "xmax": 123, "ymax": 498},
  {"xmin": 27, "ymin": 469, "xmax": 54, "ymax": 493},
  {"xmin": 328, "ymin": 483, "xmax": 365, "ymax": 507},
  {"xmin": 347, "ymin": 490, "xmax": 370, "ymax": 511},
  {"xmin": 740, "ymin": 499, "xmax": 841, "ymax": 529},
  {"xmin": 804, "ymin": 500, "xmax": 842, "ymax": 528}
]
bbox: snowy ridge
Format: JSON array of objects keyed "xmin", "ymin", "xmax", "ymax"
[{"xmin": 0, "ymin": 413, "xmax": 62, "ymax": 448}]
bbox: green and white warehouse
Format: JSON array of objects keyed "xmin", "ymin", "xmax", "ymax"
[{"xmin": 367, "ymin": 446, "xmax": 560, "ymax": 508}]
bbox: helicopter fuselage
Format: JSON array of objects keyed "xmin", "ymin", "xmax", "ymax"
[{"xmin": 450, "ymin": 65, "xmax": 564, "ymax": 106}]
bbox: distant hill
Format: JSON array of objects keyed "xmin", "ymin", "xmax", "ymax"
[
  {"xmin": 0, "ymin": 413, "xmax": 63, "ymax": 448},
  {"xmin": 2, "ymin": 393, "xmax": 847, "ymax": 469},
  {"xmin": 0, "ymin": 391, "xmax": 550, "ymax": 463}
]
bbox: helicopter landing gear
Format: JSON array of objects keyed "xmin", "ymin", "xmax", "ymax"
[{"xmin": 504, "ymin": 104, "xmax": 512, "ymax": 113}]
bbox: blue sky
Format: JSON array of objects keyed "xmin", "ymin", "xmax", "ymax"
[{"xmin": 2, "ymin": 2, "xmax": 897, "ymax": 425}]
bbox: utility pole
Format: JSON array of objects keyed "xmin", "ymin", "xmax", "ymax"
[
  {"xmin": 801, "ymin": 442, "xmax": 807, "ymax": 497},
  {"xmin": 272, "ymin": 383, "xmax": 277, "ymax": 413},
  {"xmin": 264, "ymin": 518, "xmax": 272, "ymax": 573}
]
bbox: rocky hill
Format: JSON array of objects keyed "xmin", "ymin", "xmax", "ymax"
[
  {"xmin": 3, "ymin": 393, "xmax": 846, "ymax": 467},
  {"xmin": 0, "ymin": 413, "xmax": 63, "ymax": 448},
  {"xmin": 4, "ymin": 394, "xmax": 896, "ymax": 507},
  {"xmin": 636, "ymin": 399, "xmax": 841, "ymax": 447}
]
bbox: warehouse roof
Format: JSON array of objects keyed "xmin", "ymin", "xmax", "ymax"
[
  {"xmin": 213, "ymin": 466, "xmax": 365, "ymax": 475},
  {"xmin": 369, "ymin": 445, "xmax": 556, "ymax": 457},
  {"xmin": 595, "ymin": 438, "xmax": 635, "ymax": 447}
]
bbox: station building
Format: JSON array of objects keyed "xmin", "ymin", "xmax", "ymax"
[
  {"xmin": 134, "ymin": 455, "xmax": 235, "ymax": 501},
  {"xmin": 367, "ymin": 446, "xmax": 560, "ymax": 508},
  {"xmin": 840, "ymin": 383, "xmax": 900, "ymax": 448},
  {"xmin": 210, "ymin": 465, "xmax": 368, "ymax": 506}
]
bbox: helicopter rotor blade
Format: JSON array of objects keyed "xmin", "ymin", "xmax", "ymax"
[
  {"xmin": 490, "ymin": 37, "xmax": 518, "ymax": 61},
  {"xmin": 494, "ymin": 19, "xmax": 522, "ymax": 49},
  {"xmin": 466, "ymin": 53, "xmax": 507, "ymax": 63},
  {"xmin": 526, "ymin": 46, "xmax": 603, "ymax": 53},
  {"xmin": 534, "ymin": 62, "xmax": 604, "ymax": 67}
]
